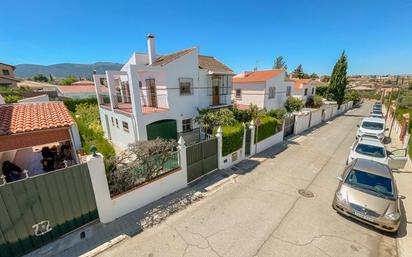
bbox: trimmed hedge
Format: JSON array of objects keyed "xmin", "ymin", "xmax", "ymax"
[
  {"xmin": 255, "ymin": 116, "xmax": 282, "ymax": 143},
  {"xmin": 214, "ymin": 122, "xmax": 244, "ymax": 156},
  {"xmin": 64, "ymin": 98, "xmax": 98, "ymax": 112}
]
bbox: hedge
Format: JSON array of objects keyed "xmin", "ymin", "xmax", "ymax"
[
  {"xmin": 255, "ymin": 116, "xmax": 282, "ymax": 143},
  {"xmin": 214, "ymin": 122, "xmax": 244, "ymax": 156},
  {"xmin": 64, "ymin": 98, "xmax": 98, "ymax": 112}
]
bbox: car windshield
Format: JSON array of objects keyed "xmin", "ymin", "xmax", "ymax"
[
  {"xmin": 345, "ymin": 169, "xmax": 393, "ymax": 197},
  {"xmin": 355, "ymin": 143, "xmax": 386, "ymax": 158},
  {"xmin": 362, "ymin": 121, "xmax": 384, "ymax": 130},
  {"xmin": 372, "ymin": 110, "xmax": 382, "ymax": 114}
]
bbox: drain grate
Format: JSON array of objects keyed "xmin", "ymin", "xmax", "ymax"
[{"xmin": 298, "ymin": 189, "xmax": 314, "ymax": 198}]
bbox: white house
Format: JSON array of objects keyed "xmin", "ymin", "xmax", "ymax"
[
  {"xmin": 290, "ymin": 78, "xmax": 317, "ymax": 102},
  {"xmin": 93, "ymin": 34, "xmax": 234, "ymax": 150},
  {"xmin": 232, "ymin": 69, "xmax": 290, "ymax": 110}
]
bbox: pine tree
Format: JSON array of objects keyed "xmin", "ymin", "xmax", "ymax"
[
  {"xmin": 328, "ymin": 51, "xmax": 348, "ymax": 107},
  {"xmin": 292, "ymin": 64, "xmax": 304, "ymax": 79},
  {"xmin": 273, "ymin": 56, "xmax": 287, "ymax": 70}
]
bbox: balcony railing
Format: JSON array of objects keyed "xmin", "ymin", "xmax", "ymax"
[{"xmin": 140, "ymin": 93, "xmax": 169, "ymax": 114}]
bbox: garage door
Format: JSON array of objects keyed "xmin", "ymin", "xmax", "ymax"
[{"xmin": 146, "ymin": 119, "xmax": 177, "ymax": 140}]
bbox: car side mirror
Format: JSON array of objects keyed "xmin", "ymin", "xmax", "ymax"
[
  {"xmin": 385, "ymin": 128, "xmax": 389, "ymax": 131},
  {"xmin": 398, "ymin": 195, "xmax": 406, "ymax": 200},
  {"xmin": 337, "ymin": 176, "xmax": 343, "ymax": 182},
  {"xmin": 356, "ymin": 125, "xmax": 360, "ymax": 128}
]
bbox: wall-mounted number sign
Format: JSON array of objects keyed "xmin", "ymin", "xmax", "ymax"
[{"xmin": 32, "ymin": 220, "xmax": 52, "ymax": 236}]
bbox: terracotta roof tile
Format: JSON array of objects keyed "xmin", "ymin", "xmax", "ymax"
[
  {"xmin": 292, "ymin": 79, "xmax": 313, "ymax": 90},
  {"xmin": 57, "ymin": 85, "xmax": 99, "ymax": 94},
  {"xmin": 150, "ymin": 47, "xmax": 197, "ymax": 66},
  {"xmin": 233, "ymin": 69, "xmax": 284, "ymax": 83},
  {"xmin": 198, "ymin": 55, "xmax": 233, "ymax": 74},
  {"xmin": 0, "ymin": 102, "xmax": 75, "ymax": 136}
]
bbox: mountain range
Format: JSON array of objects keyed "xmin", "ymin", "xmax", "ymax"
[{"xmin": 14, "ymin": 62, "xmax": 123, "ymax": 79}]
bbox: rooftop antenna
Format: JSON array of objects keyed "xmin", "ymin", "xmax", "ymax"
[{"xmin": 253, "ymin": 60, "xmax": 259, "ymax": 71}]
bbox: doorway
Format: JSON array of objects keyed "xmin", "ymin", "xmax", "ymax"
[
  {"xmin": 146, "ymin": 79, "xmax": 157, "ymax": 108},
  {"xmin": 212, "ymin": 77, "xmax": 220, "ymax": 106}
]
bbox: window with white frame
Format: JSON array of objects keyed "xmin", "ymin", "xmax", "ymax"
[
  {"xmin": 179, "ymin": 78, "xmax": 193, "ymax": 95},
  {"xmin": 235, "ymin": 89, "xmax": 242, "ymax": 99},
  {"xmin": 115, "ymin": 119, "xmax": 119, "ymax": 128},
  {"xmin": 286, "ymin": 86, "xmax": 292, "ymax": 96},
  {"xmin": 268, "ymin": 87, "xmax": 276, "ymax": 99},
  {"xmin": 182, "ymin": 119, "xmax": 193, "ymax": 132},
  {"xmin": 122, "ymin": 121, "xmax": 129, "ymax": 132}
]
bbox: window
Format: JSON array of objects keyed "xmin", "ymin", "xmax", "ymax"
[
  {"xmin": 179, "ymin": 78, "xmax": 193, "ymax": 95},
  {"xmin": 304, "ymin": 88, "xmax": 308, "ymax": 96},
  {"xmin": 115, "ymin": 119, "xmax": 119, "ymax": 128},
  {"xmin": 286, "ymin": 86, "xmax": 292, "ymax": 96},
  {"xmin": 122, "ymin": 121, "xmax": 129, "ymax": 132},
  {"xmin": 111, "ymin": 117, "xmax": 114, "ymax": 126},
  {"xmin": 268, "ymin": 87, "xmax": 276, "ymax": 99},
  {"xmin": 311, "ymin": 87, "xmax": 315, "ymax": 95},
  {"xmin": 99, "ymin": 78, "xmax": 107, "ymax": 86},
  {"xmin": 182, "ymin": 119, "xmax": 192, "ymax": 132},
  {"xmin": 2, "ymin": 69, "xmax": 10, "ymax": 76},
  {"xmin": 235, "ymin": 89, "xmax": 242, "ymax": 99}
]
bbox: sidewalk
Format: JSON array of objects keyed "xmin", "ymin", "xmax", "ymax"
[{"xmin": 26, "ymin": 143, "xmax": 286, "ymax": 257}]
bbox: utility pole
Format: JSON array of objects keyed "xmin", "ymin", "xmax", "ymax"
[
  {"xmin": 388, "ymin": 78, "xmax": 402, "ymax": 139},
  {"xmin": 384, "ymin": 78, "xmax": 396, "ymax": 123}
]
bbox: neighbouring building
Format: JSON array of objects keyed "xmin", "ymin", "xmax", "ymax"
[
  {"xmin": 232, "ymin": 69, "xmax": 290, "ymax": 110},
  {"xmin": 56, "ymin": 80, "xmax": 107, "ymax": 99},
  {"xmin": 290, "ymin": 78, "xmax": 317, "ymax": 102},
  {"xmin": 0, "ymin": 102, "xmax": 82, "ymax": 178},
  {"xmin": 93, "ymin": 34, "xmax": 234, "ymax": 149},
  {"xmin": 0, "ymin": 63, "xmax": 19, "ymax": 88}
]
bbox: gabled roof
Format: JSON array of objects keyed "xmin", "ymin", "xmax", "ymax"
[
  {"xmin": 0, "ymin": 102, "xmax": 75, "ymax": 136},
  {"xmin": 57, "ymin": 85, "xmax": 99, "ymax": 94},
  {"xmin": 0, "ymin": 63, "xmax": 16, "ymax": 70},
  {"xmin": 233, "ymin": 69, "xmax": 285, "ymax": 83},
  {"xmin": 0, "ymin": 76, "xmax": 20, "ymax": 82},
  {"xmin": 292, "ymin": 79, "xmax": 313, "ymax": 90},
  {"xmin": 150, "ymin": 47, "xmax": 197, "ymax": 66},
  {"xmin": 199, "ymin": 55, "xmax": 233, "ymax": 74}
]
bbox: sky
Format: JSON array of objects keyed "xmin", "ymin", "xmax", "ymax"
[{"xmin": 1, "ymin": 0, "xmax": 411, "ymax": 75}]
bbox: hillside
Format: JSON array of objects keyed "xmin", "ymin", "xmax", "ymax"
[{"xmin": 15, "ymin": 62, "xmax": 123, "ymax": 79}]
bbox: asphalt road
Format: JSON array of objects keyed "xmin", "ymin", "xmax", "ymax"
[{"xmin": 98, "ymin": 103, "xmax": 398, "ymax": 257}]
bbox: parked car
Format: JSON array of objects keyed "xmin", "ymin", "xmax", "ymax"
[
  {"xmin": 370, "ymin": 109, "xmax": 384, "ymax": 118},
  {"xmin": 333, "ymin": 158, "xmax": 405, "ymax": 232},
  {"xmin": 347, "ymin": 136, "xmax": 408, "ymax": 169},
  {"xmin": 356, "ymin": 117, "xmax": 386, "ymax": 140}
]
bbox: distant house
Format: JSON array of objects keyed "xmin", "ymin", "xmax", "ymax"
[
  {"xmin": 0, "ymin": 63, "xmax": 19, "ymax": 88},
  {"xmin": 232, "ymin": 69, "xmax": 290, "ymax": 110},
  {"xmin": 93, "ymin": 34, "xmax": 234, "ymax": 149},
  {"xmin": 56, "ymin": 80, "xmax": 108, "ymax": 99},
  {"xmin": 350, "ymin": 85, "xmax": 375, "ymax": 92},
  {"xmin": 0, "ymin": 102, "xmax": 82, "ymax": 178},
  {"xmin": 290, "ymin": 79, "xmax": 317, "ymax": 102}
]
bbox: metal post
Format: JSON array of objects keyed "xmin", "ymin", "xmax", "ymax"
[
  {"xmin": 385, "ymin": 84, "xmax": 394, "ymax": 123},
  {"xmin": 388, "ymin": 87, "xmax": 401, "ymax": 138}
]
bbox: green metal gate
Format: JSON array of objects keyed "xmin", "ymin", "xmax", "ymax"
[
  {"xmin": 186, "ymin": 138, "xmax": 218, "ymax": 183},
  {"xmin": 146, "ymin": 119, "xmax": 177, "ymax": 141},
  {"xmin": 0, "ymin": 164, "xmax": 98, "ymax": 257}
]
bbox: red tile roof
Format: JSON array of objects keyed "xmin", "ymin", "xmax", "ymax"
[
  {"xmin": 233, "ymin": 69, "xmax": 284, "ymax": 83},
  {"xmin": 292, "ymin": 79, "xmax": 313, "ymax": 90},
  {"xmin": 57, "ymin": 85, "xmax": 97, "ymax": 94},
  {"xmin": 71, "ymin": 80, "xmax": 95, "ymax": 86},
  {"xmin": 0, "ymin": 102, "xmax": 75, "ymax": 136}
]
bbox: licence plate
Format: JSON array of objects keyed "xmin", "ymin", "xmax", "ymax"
[{"xmin": 353, "ymin": 211, "xmax": 374, "ymax": 222}]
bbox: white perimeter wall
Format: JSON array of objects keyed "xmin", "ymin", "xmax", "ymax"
[
  {"xmin": 309, "ymin": 109, "xmax": 323, "ymax": 127},
  {"xmin": 256, "ymin": 130, "xmax": 284, "ymax": 153},
  {"xmin": 294, "ymin": 112, "xmax": 311, "ymax": 134}
]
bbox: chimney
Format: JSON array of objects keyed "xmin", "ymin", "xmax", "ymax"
[{"xmin": 147, "ymin": 33, "xmax": 156, "ymax": 65}]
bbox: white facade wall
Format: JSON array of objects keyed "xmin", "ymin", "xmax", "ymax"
[
  {"xmin": 264, "ymin": 76, "xmax": 288, "ymax": 110},
  {"xmin": 256, "ymin": 130, "xmax": 284, "ymax": 153},
  {"xmin": 99, "ymin": 107, "xmax": 136, "ymax": 149},
  {"xmin": 309, "ymin": 109, "xmax": 323, "ymax": 127},
  {"xmin": 232, "ymin": 83, "xmax": 266, "ymax": 108}
]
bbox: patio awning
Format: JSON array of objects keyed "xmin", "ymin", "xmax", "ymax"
[{"xmin": 0, "ymin": 128, "xmax": 71, "ymax": 152}]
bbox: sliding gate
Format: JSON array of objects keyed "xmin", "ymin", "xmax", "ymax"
[
  {"xmin": 186, "ymin": 137, "xmax": 218, "ymax": 182},
  {"xmin": 0, "ymin": 164, "xmax": 98, "ymax": 257}
]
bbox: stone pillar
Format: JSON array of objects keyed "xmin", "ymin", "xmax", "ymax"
[
  {"xmin": 106, "ymin": 71, "xmax": 118, "ymax": 110},
  {"xmin": 216, "ymin": 127, "xmax": 223, "ymax": 170},
  {"xmin": 178, "ymin": 136, "xmax": 188, "ymax": 184},
  {"xmin": 249, "ymin": 120, "xmax": 256, "ymax": 155},
  {"xmin": 86, "ymin": 153, "xmax": 114, "ymax": 223}
]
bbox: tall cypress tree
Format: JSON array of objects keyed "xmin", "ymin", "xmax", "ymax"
[{"xmin": 328, "ymin": 51, "xmax": 348, "ymax": 107}]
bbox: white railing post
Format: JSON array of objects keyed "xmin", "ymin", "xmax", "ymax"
[
  {"xmin": 178, "ymin": 136, "xmax": 188, "ymax": 183},
  {"xmin": 242, "ymin": 122, "xmax": 246, "ymax": 159},
  {"xmin": 216, "ymin": 127, "xmax": 223, "ymax": 170},
  {"xmin": 0, "ymin": 175, "xmax": 6, "ymax": 186},
  {"xmin": 249, "ymin": 120, "xmax": 256, "ymax": 155}
]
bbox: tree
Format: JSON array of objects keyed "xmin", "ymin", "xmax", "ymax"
[
  {"xmin": 310, "ymin": 73, "xmax": 319, "ymax": 79},
  {"xmin": 321, "ymin": 75, "xmax": 331, "ymax": 83},
  {"xmin": 49, "ymin": 73, "xmax": 54, "ymax": 82},
  {"xmin": 292, "ymin": 65, "xmax": 305, "ymax": 79},
  {"xmin": 284, "ymin": 97, "xmax": 304, "ymax": 112},
  {"xmin": 305, "ymin": 95, "xmax": 323, "ymax": 108},
  {"xmin": 107, "ymin": 138, "xmax": 177, "ymax": 195},
  {"xmin": 328, "ymin": 51, "xmax": 348, "ymax": 106},
  {"xmin": 273, "ymin": 56, "xmax": 287, "ymax": 70},
  {"xmin": 247, "ymin": 104, "xmax": 266, "ymax": 121},
  {"xmin": 59, "ymin": 76, "xmax": 79, "ymax": 85},
  {"xmin": 32, "ymin": 74, "xmax": 49, "ymax": 82},
  {"xmin": 195, "ymin": 108, "xmax": 236, "ymax": 133}
]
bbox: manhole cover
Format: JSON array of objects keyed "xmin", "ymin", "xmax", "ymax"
[{"xmin": 298, "ymin": 189, "xmax": 314, "ymax": 198}]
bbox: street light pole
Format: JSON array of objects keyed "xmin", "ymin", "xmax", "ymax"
[{"xmin": 388, "ymin": 81, "xmax": 402, "ymax": 139}]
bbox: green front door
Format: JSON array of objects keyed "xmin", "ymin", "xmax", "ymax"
[{"xmin": 146, "ymin": 119, "xmax": 177, "ymax": 140}]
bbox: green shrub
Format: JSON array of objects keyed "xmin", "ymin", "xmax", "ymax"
[
  {"xmin": 32, "ymin": 74, "xmax": 49, "ymax": 82},
  {"xmin": 64, "ymin": 98, "xmax": 98, "ymax": 112},
  {"xmin": 4, "ymin": 95, "xmax": 22, "ymax": 103},
  {"xmin": 255, "ymin": 116, "xmax": 281, "ymax": 143},
  {"xmin": 267, "ymin": 108, "xmax": 286, "ymax": 120},
  {"xmin": 59, "ymin": 77, "xmax": 79, "ymax": 85},
  {"xmin": 305, "ymin": 95, "xmax": 323, "ymax": 108},
  {"xmin": 214, "ymin": 122, "xmax": 244, "ymax": 156},
  {"xmin": 345, "ymin": 90, "xmax": 361, "ymax": 105},
  {"xmin": 315, "ymin": 86, "xmax": 329, "ymax": 97},
  {"xmin": 284, "ymin": 97, "xmax": 304, "ymax": 112}
]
